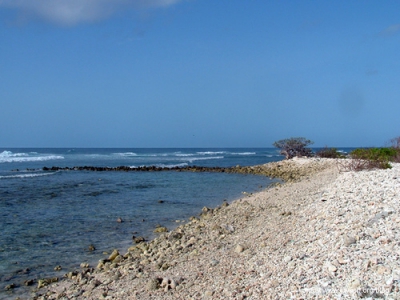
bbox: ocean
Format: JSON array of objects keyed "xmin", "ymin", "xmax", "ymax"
[{"xmin": 0, "ymin": 147, "xmax": 285, "ymax": 299}]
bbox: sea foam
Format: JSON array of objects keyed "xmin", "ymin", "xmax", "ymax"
[
  {"xmin": 197, "ymin": 151, "xmax": 226, "ymax": 155},
  {"xmin": 113, "ymin": 152, "xmax": 137, "ymax": 157},
  {"xmin": 0, "ymin": 172, "xmax": 57, "ymax": 179},
  {"xmin": 231, "ymin": 152, "xmax": 256, "ymax": 155},
  {"xmin": 187, "ymin": 156, "xmax": 224, "ymax": 163},
  {"xmin": 0, "ymin": 151, "xmax": 64, "ymax": 163}
]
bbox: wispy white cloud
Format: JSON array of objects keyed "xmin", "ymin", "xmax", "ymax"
[
  {"xmin": 0, "ymin": 0, "xmax": 184, "ymax": 26},
  {"xmin": 379, "ymin": 23, "xmax": 400, "ymax": 37}
]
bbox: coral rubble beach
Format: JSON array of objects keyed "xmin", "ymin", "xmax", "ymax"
[{"xmin": 29, "ymin": 158, "xmax": 400, "ymax": 299}]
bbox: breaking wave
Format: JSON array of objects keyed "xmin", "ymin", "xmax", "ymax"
[{"xmin": 0, "ymin": 151, "xmax": 64, "ymax": 163}]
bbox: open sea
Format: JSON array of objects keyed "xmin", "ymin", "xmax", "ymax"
[{"xmin": 0, "ymin": 148, "xmax": 287, "ymax": 299}]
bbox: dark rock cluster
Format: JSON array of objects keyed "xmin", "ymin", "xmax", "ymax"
[{"xmin": 42, "ymin": 158, "xmax": 332, "ymax": 182}]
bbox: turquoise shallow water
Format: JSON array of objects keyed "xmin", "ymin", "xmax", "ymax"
[{"xmin": 0, "ymin": 148, "xmax": 283, "ymax": 299}]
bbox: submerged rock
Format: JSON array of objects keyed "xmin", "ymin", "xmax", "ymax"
[
  {"xmin": 133, "ymin": 236, "xmax": 146, "ymax": 243},
  {"xmin": 154, "ymin": 226, "xmax": 168, "ymax": 233},
  {"xmin": 4, "ymin": 283, "xmax": 16, "ymax": 290}
]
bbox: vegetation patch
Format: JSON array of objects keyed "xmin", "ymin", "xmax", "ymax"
[
  {"xmin": 338, "ymin": 146, "xmax": 400, "ymax": 171},
  {"xmin": 316, "ymin": 147, "xmax": 346, "ymax": 159}
]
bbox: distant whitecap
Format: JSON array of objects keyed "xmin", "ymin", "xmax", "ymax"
[
  {"xmin": 231, "ymin": 152, "xmax": 256, "ymax": 155},
  {"xmin": 113, "ymin": 152, "xmax": 137, "ymax": 157},
  {"xmin": 0, "ymin": 151, "xmax": 64, "ymax": 163},
  {"xmin": 197, "ymin": 151, "xmax": 226, "ymax": 155},
  {"xmin": 187, "ymin": 156, "xmax": 224, "ymax": 163},
  {"xmin": 0, "ymin": 172, "xmax": 57, "ymax": 179}
]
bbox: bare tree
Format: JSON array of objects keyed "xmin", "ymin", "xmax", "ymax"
[
  {"xmin": 273, "ymin": 137, "xmax": 314, "ymax": 159},
  {"xmin": 390, "ymin": 136, "xmax": 400, "ymax": 149}
]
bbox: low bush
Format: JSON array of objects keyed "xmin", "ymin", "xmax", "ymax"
[
  {"xmin": 338, "ymin": 147, "xmax": 396, "ymax": 171},
  {"xmin": 350, "ymin": 147, "xmax": 397, "ymax": 162},
  {"xmin": 316, "ymin": 147, "xmax": 346, "ymax": 159}
]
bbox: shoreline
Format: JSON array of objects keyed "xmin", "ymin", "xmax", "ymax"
[
  {"xmin": 25, "ymin": 158, "xmax": 400, "ymax": 298},
  {"xmin": 39, "ymin": 158, "xmax": 330, "ymax": 183}
]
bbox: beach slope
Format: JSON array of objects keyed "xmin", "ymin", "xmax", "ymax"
[{"xmin": 36, "ymin": 158, "xmax": 400, "ymax": 299}]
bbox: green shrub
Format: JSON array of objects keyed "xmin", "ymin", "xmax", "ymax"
[
  {"xmin": 316, "ymin": 147, "xmax": 346, "ymax": 159},
  {"xmin": 349, "ymin": 147, "xmax": 396, "ymax": 170},
  {"xmin": 350, "ymin": 147, "xmax": 397, "ymax": 161}
]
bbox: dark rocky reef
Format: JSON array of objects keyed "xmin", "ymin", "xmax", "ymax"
[{"xmin": 42, "ymin": 158, "xmax": 334, "ymax": 182}]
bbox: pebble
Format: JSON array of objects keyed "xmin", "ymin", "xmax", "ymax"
[
  {"xmin": 283, "ymin": 256, "xmax": 292, "ymax": 263},
  {"xmin": 108, "ymin": 249, "xmax": 119, "ymax": 261},
  {"xmin": 146, "ymin": 278, "xmax": 159, "ymax": 291},
  {"xmin": 343, "ymin": 236, "xmax": 357, "ymax": 247},
  {"xmin": 326, "ymin": 262, "xmax": 337, "ymax": 272},
  {"xmin": 210, "ymin": 259, "xmax": 220, "ymax": 266},
  {"xmin": 235, "ymin": 244, "xmax": 245, "ymax": 253},
  {"xmin": 349, "ymin": 278, "xmax": 361, "ymax": 290}
]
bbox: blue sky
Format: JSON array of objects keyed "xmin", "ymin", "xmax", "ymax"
[{"xmin": 0, "ymin": 0, "xmax": 399, "ymax": 148}]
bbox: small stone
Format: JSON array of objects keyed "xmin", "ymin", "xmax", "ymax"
[
  {"xmin": 343, "ymin": 236, "xmax": 356, "ymax": 247},
  {"xmin": 88, "ymin": 244, "xmax": 96, "ymax": 251},
  {"xmin": 146, "ymin": 278, "xmax": 160, "ymax": 291},
  {"xmin": 161, "ymin": 263, "xmax": 170, "ymax": 270},
  {"xmin": 116, "ymin": 217, "xmax": 123, "ymax": 223},
  {"xmin": 140, "ymin": 259, "xmax": 150, "ymax": 265},
  {"xmin": 113, "ymin": 255, "xmax": 123, "ymax": 264},
  {"xmin": 96, "ymin": 260, "xmax": 105, "ymax": 270},
  {"xmin": 80, "ymin": 262, "xmax": 89, "ymax": 268},
  {"xmin": 326, "ymin": 262, "xmax": 337, "ymax": 272},
  {"xmin": 202, "ymin": 206, "xmax": 211, "ymax": 213},
  {"xmin": 37, "ymin": 277, "xmax": 58, "ymax": 289},
  {"xmin": 108, "ymin": 249, "xmax": 119, "ymax": 261},
  {"xmin": 134, "ymin": 236, "xmax": 145, "ymax": 243},
  {"xmin": 190, "ymin": 249, "xmax": 199, "ymax": 256},
  {"xmin": 54, "ymin": 265, "xmax": 62, "ymax": 271},
  {"xmin": 24, "ymin": 279, "xmax": 34, "ymax": 286},
  {"xmin": 283, "ymin": 256, "xmax": 292, "ymax": 263},
  {"xmin": 377, "ymin": 266, "xmax": 390, "ymax": 274},
  {"xmin": 235, "ymin": 245, "xmax": 245, "ymax": 253},
  {"xmin": 210, "ymin": 259, "xmax": 220, "ymax": 266},
  {"xmin": 349, "ymin": 278, "xmax": 361, "ymax": 290},
  {"xmin": 154, "ymin": 226, "xmax": 168, "ymax": 233},
  {"xmin": 37, "ymin": 279, "xmax": 47, "ymax": 289},
  {"xmin": 337, "ymin": 257, "xmax": 347, "ymax": 264},
  {"xmin": 220, "ymin": 224, "xmax": 235, "ymax": 233},
  {"xmin": 5, "ymin": 283, "xmax": 16, "ymax": 290}
]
